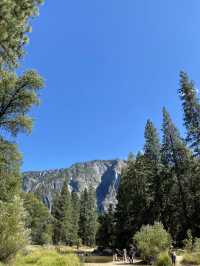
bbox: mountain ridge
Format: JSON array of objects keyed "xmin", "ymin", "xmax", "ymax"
[{"xmin": 22, "ymin": 159, "xmax": 127, "ymax": 212}]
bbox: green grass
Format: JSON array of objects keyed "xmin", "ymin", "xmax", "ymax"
[
  {"xmin": 181, "ymin": 252, "xmax": 200, "ymax": 265},
  {"xmin": 11, "ymin": 248, "xmax": 81, "ymax": 266},
  {"xmin": 156, "ymin": 252, "xmax": 172, "ymax": 266}
]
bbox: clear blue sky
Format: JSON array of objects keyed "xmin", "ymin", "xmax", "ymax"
[{"xmin": 18, "ymin": 0, "xmax": 200, "ymax": 171}]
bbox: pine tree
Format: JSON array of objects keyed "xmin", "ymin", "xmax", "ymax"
[
  {"xmin": 179, "ymin": 71, "xmax": 200, "ymax": 157},
  {"xmin": 22, "ymin": 192, "xmax": 52, "ymax": 245},
  {"xmin": 144, "ymin": 119, "xmax": 161, "ymax": 163},
  {"xmin": 161, "ymin": 108, "xmax": 191, "ymax": 241},
  {"xmin": 79, "ymin": 187, "xmax": 97, "ymax": 247},
  {"xmin": 52, "ymin": 182, "xmax": 72, "ymax": 245},
  {"xmin": 71, "ymin": 191, "xmax": 80, "ymax": 246},
  {"xmin": 144, "ymin": 119, "xmax": 162, "ymax": 222},
  {"xmin": 115, "ymin": 155, "xmax": 149, "ymax": 248},
  {"xmin": 96, "ymin": 204, "xmax": 115, "ymax": 248}
]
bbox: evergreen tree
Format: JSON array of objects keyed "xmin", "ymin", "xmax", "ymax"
[
  {"xmin": 144, "ymin": 119, "xmax": 162, "ymax": 222},
  {"xmin": 96, "ymin": 204, "xmax": 115, "ymax": 248},
  {"xmin": 179, "ymin": 71, "xmax": 200, "ymax": 156},
  {"xmin": 115, "ymin": 155, "xmax": 150, "ymax": 248},
  {"xmin": 71, "ymin": 191, "xmax": 80, "ymax": 246},
  {"xmin": 52, "ymin": 182, "xmax": 72, "ymax": 245},
  {"xmin": 161, "ymin": 108, "xmax": 191, "ymax": 241},
  {"xmin": 79, "ymin": 187, "xmax": 97, "ymax": 247},
  {"xmin": 144, "ymin": 119, "xmax": 161, "ymax": 163},
  {"xmin": 22, "ymin": 192, "xmax": 52, "ymax": 245}
]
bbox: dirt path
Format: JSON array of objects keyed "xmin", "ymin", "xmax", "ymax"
[
  {"xmin": 85, "ymin": 263, "xmax": 133, "ymax": 266},
  {"xmin": 85, "ymin": 256, "xmax": 183, "ymax": 266}
]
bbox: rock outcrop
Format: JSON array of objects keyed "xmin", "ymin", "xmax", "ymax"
[{"xmin": 22, "ymin": 159, "xmax": 127, "ymax": 212}]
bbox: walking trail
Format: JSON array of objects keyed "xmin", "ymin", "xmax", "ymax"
[{"xmin": 85, "ymin": 256, "xmax": 183, "ymax": 266}]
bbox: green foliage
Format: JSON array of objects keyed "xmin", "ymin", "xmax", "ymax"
[
  {"xmin": 0, "ymin": 197, "xmax": 28, "ymax": 263},
  {"xmin": 181, "ymin": 252, "xmax": 200, "ymax": 265},
  {"xmin": 71, "ymin": 192, "xmax": 80, "ymax": 246},
  {"xmin": 0, "ymin": 0, "xmax": 44, "ymax": 68},
  {"xmin": 52, "ymin": 182, "xmax": 73, "ymax": 245},
  {"xmin": 96, "ymin": 204, "xmax": 115, "ymax": 248},
  {"xmin": 183, "ymin": 230, "xmax": 193, "ymax": 252},
  {"xmin": 156, "ymin": 252, "xmax": 172, "ymax": 266},
  {"xmin": 0, "ymin": 70, "xmax": 44, "ymax": 137},
  {"xmin": 22, "ymin": 192, "xmax": 52, "ymax": 245},
  {"xmin": 179, "ymin": 71, "xmax": 200, "ymax": 157},
  {"xmin": 0, "ymin": 138, "xmax": 21, "ymax": 201},
  {"xmin": 79, "ymin": 187, "xmax": 97, "ymax": 247},
  {"xmin": 194, "ymin": 238, "xmax": 200, "ymax": 252},
  {"xmin": 133, "ymin": 223, "xmax": 171, "ymax": 261},
  {"xmin": 14, "ymin": 249, "xmax": 81, "ymax": 266}
]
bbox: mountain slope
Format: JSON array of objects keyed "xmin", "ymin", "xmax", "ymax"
[{"xmin": 22, "ymin": 159, "xmax": 127, "ymax": 212}]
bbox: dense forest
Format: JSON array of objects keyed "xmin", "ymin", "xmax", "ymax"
[{"xmin": 98, "ymin": 72, "xmax": 200, "ymax": 249}]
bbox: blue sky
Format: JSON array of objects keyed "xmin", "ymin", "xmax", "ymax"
[{"xmin": 18, "ymin": 0, "xmax": 200, "ymax": 171}]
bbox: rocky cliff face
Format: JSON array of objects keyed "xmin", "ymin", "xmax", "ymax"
[{"xmin": 22, "ymin": 159, "xmax": 127, "ymax": 212}]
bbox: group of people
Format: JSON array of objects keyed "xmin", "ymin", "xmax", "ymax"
[
  {"xmin": 113, "ymin": 245, "xmax": 177, "ymax": 265},
  {"xmin": 113, "ymin": 245, "xmax": 136, "ymax": 264}
]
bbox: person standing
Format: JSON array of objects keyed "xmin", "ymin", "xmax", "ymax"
[
  {"xmin": 123, "ymin": 248, "xmax": 127, "ymax": 263},
  {"xmin": 171, "ymin": 251, "xmax": 176, "ymax": 266}
]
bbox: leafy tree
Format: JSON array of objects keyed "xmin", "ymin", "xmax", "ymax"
[
  {"xmin": 96, "ymin": 204, "xmax": 115, "ymax": 248},
  {"xmin": 134, "ymin": 223, "xmax": 171, "ymax": 262},
  {"xmin": 0, "ymin": 196, "xmax": 28, "ymax": 263},
  {"xmin": 0, "ymin": 70, "xmax": 44, "ymax": 136},
  {"xmin": 22, "ymin": 192, "xmax": 52, "ymax": 245},
  {"xmin": 179, "ymin": 71, "xmax": 200, "ymax": 156},
  {"xmin": 0, "ymin": 0, "xmax": 44, "ymax": 68}
]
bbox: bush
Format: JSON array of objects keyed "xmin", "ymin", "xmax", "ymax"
[
  {"xmin": 14, "ymin": 249, "xmax": 81, "ymax": 266},
  {"xmin": 181, "ymin": 252, "xmax": 200, "ymax": 265},
  {"xmin": 183, "ymin": 229, "xmax": 193, "ymax": 252},
  {"xmin": 0, "ymin": 197, "xmax": 28, "ymax": 263},
  {"xmin": 133, "ymin": 222, "xmax": 171, "ymax": 261},
  {"xmin": 194, "ymin": 238, "xmax": 200, "ymax": 252},
  {"xmin": 156, "ymin": 252, "xmax": 172, "ymax": 266}
]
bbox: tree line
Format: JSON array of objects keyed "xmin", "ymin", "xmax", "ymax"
[
  {"xmin": 22, "ymin": 184, "xmax": 98, "ymax": 247},
  {"xmin": 97, "ymin": 72, "xmax": 200, "ymax": 249}
]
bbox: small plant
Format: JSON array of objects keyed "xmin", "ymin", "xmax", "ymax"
[
  {"xmin": 181, "ymin": 252, "xmax": 200, "ymax": 265},
  {"xmin": 133, "ymin": 222, "xmax": 171, "ymax": 262},
  {"xmin": 194, "ymin": 238, "xmax": 200, "ymax": 252},
  {"xmin": 183, "ymin": 229, "xmax": 193, "ymax": 252},
  {"xmin": 156, "ymin": 252, "xmax": 172, "ymax": 266}
]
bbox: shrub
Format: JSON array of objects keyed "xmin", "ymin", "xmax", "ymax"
[
  {"xmin": 183, "ymin": 229, "xmax": 193, "ymax": 252},
  {"xmin": 181, "ymin": 252, "xmax": 200, "ymax": 265},
  {"xmin": 156, "ymin": 252, "xmax": 172, "ymax": 266},
  {"xmin": 0, "ymin": 197, "xmax": 28, "ymax": 263},
  {"xmin": 14, "ymin": 249, "xmax": 81, "ymax": 266},
  {"xmin": 133, "ymin": 222, "xmax": 171, "ymax": 261},
  {"xmin": 194, "ymin": 238, "xmax": 200, "ymax": 252}
]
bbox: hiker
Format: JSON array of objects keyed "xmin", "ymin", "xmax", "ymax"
[
  {"xmin": 123, "ymin": 248, "xmax": 127, "ymax": 263},
  {"xmin": 113, "ymin": 249, "xmax": 118, "ymax": 262},
  {"xmin": 171, "ymin": 251, "xmax": 176, "ymax": 266},
  {"xmin": 129, "ymin": 245, "xmax": 136, "ymax": 264}
]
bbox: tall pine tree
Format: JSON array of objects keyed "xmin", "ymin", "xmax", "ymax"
[
  {"xmin": 179, "ymin": 71, "xmax": 200, "ymax": 157},
  {"xmin": 52, "ymin": 182, "xmax": 72, "ymax": 245},
  {"xmin": 79, "ymin": 187, "xmax": 97, "ymax": 247},
  {"xmin": 161, "ymin": 107, "xmax": 191, "ymax": 242}
]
